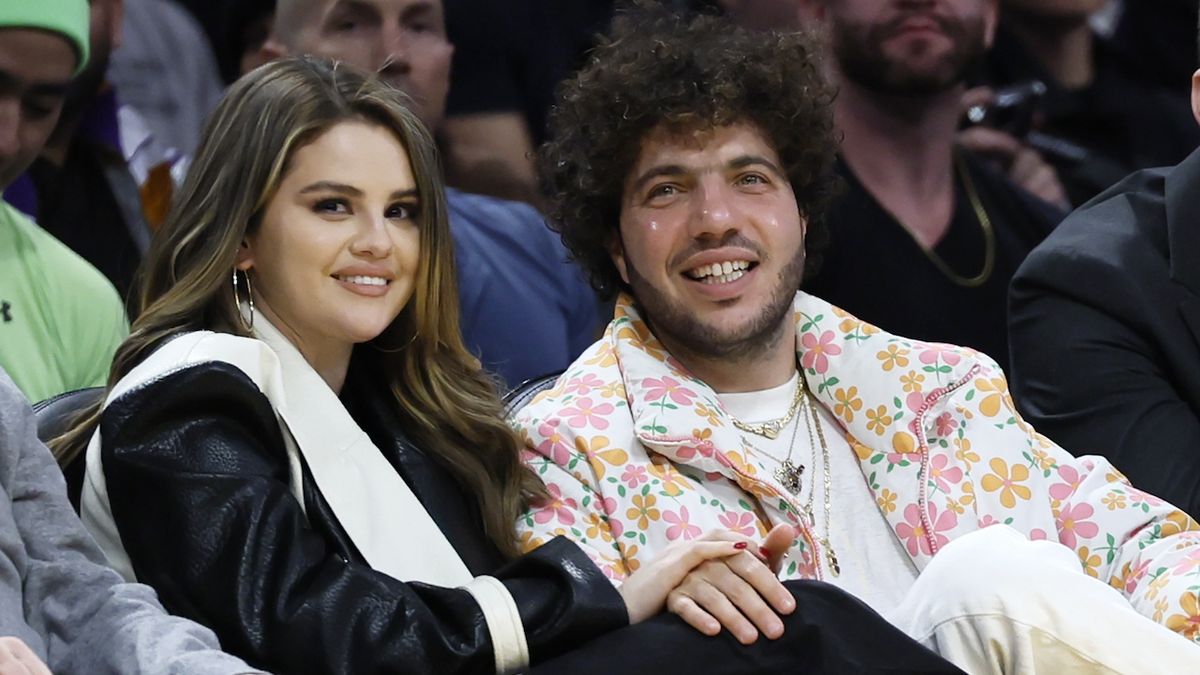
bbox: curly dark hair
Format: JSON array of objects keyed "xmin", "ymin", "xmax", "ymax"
[{"xmin": 541, "ymin": 3, "xmax": 840, "ymax": 299}]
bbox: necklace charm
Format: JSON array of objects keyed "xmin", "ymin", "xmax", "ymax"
[
  {"xmin": 773, "ymin": 459, "xmax": 804, "ymax": 494},
  {"xmin": 826, "ymin": 547, "xmax": 841, "ymax": 577}
]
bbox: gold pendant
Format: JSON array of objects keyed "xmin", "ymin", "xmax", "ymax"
[
  {"xmin": 773, "ymin": 460, "xmax": 804, "ymax": 494},
  {"xmin": 761, "ymin": 422, "xmax": 781, "ymax": 440},
  {"xmin": 827, "ymin": 549, "xmax": 841, "ymax": 577}
]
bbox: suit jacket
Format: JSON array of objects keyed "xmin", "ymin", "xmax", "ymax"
[{"xmin": 1009, "ymin": 146, "xmax": 1200, "ymax": 518}]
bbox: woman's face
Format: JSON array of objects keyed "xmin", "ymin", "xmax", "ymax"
[{"xmin": 238, "ymin": 119, "xmax": 422, "ymax": 358}]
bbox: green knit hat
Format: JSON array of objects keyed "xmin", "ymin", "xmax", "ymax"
[{"xmin": 0, "ymin": 0, "xmax": 90, "ymax": 74}]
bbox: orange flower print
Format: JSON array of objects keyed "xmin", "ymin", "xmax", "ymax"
[
  {"xmin": 980, "ymin": 458, "xmax": 1033, "ymax": 508},
  {"xmin": 517, "ymin": 529, "xmax": 543, "ymax": 553},
  {"xmin": 974, "ymin": 377, "xmax": 1010, "ymax": 417},
  {"xmin": 833, "ymin": 387, "xmax": 864, "ymax": 423},
  {"xmin": 953, "ymin": 437, "xmax": 979, "ymax": 468},
  {"xmin": 1153, "ymin": 596, "xmax": 1170, "ymax": 623},
  {"xmin": 900, "ymin": 370, "xmax": 925, "ymax": 393},
  {"xmin": 575, "ymin": 435, "xmax": 628, "ymax": 480},
  {"xmin": 876, "ymin": 488, "xmax": 898, "ymax": 514},
  {"xmin": 800, "ymin": 330, "xmax": 842, "ymax": 374},
  {"xmin": 876, "ymin": 344, "xmax": 910, "ymax": 372},
  {"xmin": 1078, "ymin": 547, "xmax": 1101, "ymax": 578},
  {"xmin": 865, "ymin": 405, "xmax": 893, "ymax": 436},
  {"xmin": 598, "ymin": 381, "xmax": 626, "ymax": 399},
  {"xmin": 694, "ymin": 402, "xmax": 723, "ymax": 427},
  {"xmin": 584, "ymin": 342, "xmax": 618, "ymax": 368},
  {"xmin": 1166, "ymin": 592, "xmax": 1200, "ymax": 640},
  {"xmin": 620, "ymin": 543, "xmax": 642, "ymax": 573},
  {"xmin": 1031, "ymin": 447, "xmax": 1056, "ymax": 472},
  {"xmin": 1101, "ymin": 492, "xmax": 1127, "ymax": 511},
  {"xmin": 648, "ymin": 457, "xmax": 690, "ymax": 496},
  {"xmin": 626, "ymin": 494, "xmax": 661, "ymax": 529},
  {"xmin": 585, "ymin": 513, "xmax": 614, "ymax": 543}
]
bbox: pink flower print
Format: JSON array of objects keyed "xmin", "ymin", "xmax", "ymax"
[
  {"xmin": 718, "ymin": 511, "xmax": 758, "ymax": 536},
  {"xmin": 906, "ymin": 391, "xmax": 926, "ymax": 414},
  {"xmin": 1172, "ymin": 547, "xmax": 1200, "ymax": 575},
  {"xmin": 1128, "ymin": 488, "xmax": 1165, "ymax": 508},
  {"xmin": 621, "ymin": 464, "xmax": 649, "ymax": 488},
  {"xmin": 663, "ymin": 506, "xmax": 703, "ymax": 541},
  {"xmin": 560, "ymin": 397, "xmax": 615, "ymax": 430},
  {"xmin": 934, "ymin": 412, "xmax": 958, "ymax": 437},
  {"xmin": 978, "ymin": 514, "xmax": 1002, "ymax": 528},
  {"xmin": 537, "ymin": 419, "xmax": 571, "ymax": 465},
  {"xmin": 928, "ymin": 453, "xmax": 963, "ymax": 493},
  {"xmin": 532, "ymin": 484, "xmax": 577, "ymax": 526},
  {"xmin": 800, "ymin": 330, "xmax": 842, "ymax": 374},
  {"xmin": 918, "ymin": 344, "xmax": 962, "ymax": 367},
  {"xmin": 563, "ymin": 373, "xmax": 605, "ymax": 396},
  {"xmin": 641, "ymin": 376, "xmax": 698, "ymax": 407},
  {"xmin": 1048, "ymin": 464, "xmax": 1083, "ymax": 502},
  {"xmin": 896, "ymin": 503, "xmax": 957, "ymax": 556},
  {"xmin": 1055, "ymin": 502, "xmax": 1099, "ymax": 548},
  {"xmin": 1029, "ymin": 528, "xmax": 1049, "ymax": 541}
]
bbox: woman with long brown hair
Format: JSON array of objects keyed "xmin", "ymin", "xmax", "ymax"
[{"xmin": 54, "ymin": 55, "xmax": 960, "ymax": 675}]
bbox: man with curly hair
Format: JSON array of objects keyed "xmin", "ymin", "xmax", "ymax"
[{"xmin": 513, "ymin": 5, "xmax": 1200, "ymax": 672}]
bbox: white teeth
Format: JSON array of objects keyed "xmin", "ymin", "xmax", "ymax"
[
  {"xmin": 686, "ymin": 260, "xmax": 751, "ymax": 280},
  {"xmin": 339, "ymin": 275, "xmax": 388, "ymax": 286},
  {"xmin": 700, "ymin": 270, "xmax": 746, "ymax": 285}
]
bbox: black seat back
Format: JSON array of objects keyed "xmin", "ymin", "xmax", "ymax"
[
  {"xmin": 502, "ymin": 371, "xmax": 562, "ymax": 421},
  {"xmin": 32, "ymin": 387, "xmax": 104, "ymax": 512}
]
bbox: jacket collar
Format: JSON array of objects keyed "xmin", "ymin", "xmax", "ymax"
[{"xmin": 1165, "ymin": 145, "xmax": 1200, "ymax": 294}]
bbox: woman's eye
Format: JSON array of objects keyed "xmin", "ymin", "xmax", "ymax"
[
  {"xmin": 314, "ymin": 199, "xmax": 350, "ymax": 214},
  {"xmin": 387, "ymin": 202, "xmax": 419, "ymax": 220}
]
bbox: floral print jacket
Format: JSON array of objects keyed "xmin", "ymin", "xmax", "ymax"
[{"xmin": 514, "ymin": 293, "xmax": 1200, "ymax": 642}]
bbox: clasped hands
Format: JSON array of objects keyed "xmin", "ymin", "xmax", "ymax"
[{"xmin": 619, "ymin": 524, "xmax": 798, "ymax": 645}]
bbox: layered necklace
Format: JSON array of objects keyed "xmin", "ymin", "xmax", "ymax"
[{"xmin": 730, "ymin": 374, "xmax": 840, "ymax": 576}]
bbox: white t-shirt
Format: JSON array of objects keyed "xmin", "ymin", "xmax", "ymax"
[{"xmin": 719, "ymin": 373, "xmax": 919, "ymax": 616}]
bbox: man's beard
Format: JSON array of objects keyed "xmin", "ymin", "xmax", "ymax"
[
  {"xmin": 831, "ymin": 10, "xmax": 986, "ymax": 96},
  {"xmin": 625, "ymin": 241, "xmax": 806, "ymax": 363}
]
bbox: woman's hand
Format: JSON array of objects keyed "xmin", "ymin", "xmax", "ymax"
[
  {"xmin": 619, "ymin": 524, "xmax": 797, "ymax": 644},
  {"xmin": 0, "ymin": 637, "xmax": 51, "ymax": 675}
]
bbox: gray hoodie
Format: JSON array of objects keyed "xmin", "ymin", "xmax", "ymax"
[{"xmin": 0, "ymin": 368, "xmax": 260, "ymax": 674}]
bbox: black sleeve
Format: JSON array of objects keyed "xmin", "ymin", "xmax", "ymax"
[
  {"xmin": 98, "ymin": 363, "xmax": 626, "ymax": 675},
  {"xmin": 1009, "ymin": 252, "xmax": 1200, "ymax": 517}
]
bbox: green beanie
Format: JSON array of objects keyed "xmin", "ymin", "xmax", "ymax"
[{"xmin": 0, "ymin": 0, "xmax": 90, "ymax": 74}]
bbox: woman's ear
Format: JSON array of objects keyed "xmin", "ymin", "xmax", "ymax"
[{"xmin": 234, "ymin": 240, "xmax": 255, "ymax": 271}]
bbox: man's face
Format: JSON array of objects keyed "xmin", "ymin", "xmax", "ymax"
[
  {"xmin": 825, "ymin": 0, "xmax": 996, "ymax": 95},
  {"xmin": 284, "ymin": 0, "xmax": 452, "ymax": 130},
  {"xmin": 613, "ymin": 122, "xmax": 806, "ymax": 361},
  {"xmin": 0, "ymin": 29, "xmax": 76, "ymax": 189}
]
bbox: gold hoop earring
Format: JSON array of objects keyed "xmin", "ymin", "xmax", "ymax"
[{"xmin": 232, "ymin": 269, "xmax": 255, "ymax": 331}]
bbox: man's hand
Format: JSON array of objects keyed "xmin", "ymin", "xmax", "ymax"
[
  {"xmin": 959, "ymin": 87, "xmax": 1071, "ymax": 211},
  {"xmin": 0, "ymin": 637, "xmax": 51, "ymax": 675},
  {"xmin": 619, "ymin": 524, "xmax": 798, "ymax": 644}
]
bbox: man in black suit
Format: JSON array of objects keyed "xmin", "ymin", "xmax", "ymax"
[{"xmin": 1008, "ymin": 44, "xmax": 1200, "ymax": 518}]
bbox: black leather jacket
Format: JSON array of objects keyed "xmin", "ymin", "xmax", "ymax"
[{"xmin": 95, "ymin": 360, "xmax": 627, "ymax": 674}]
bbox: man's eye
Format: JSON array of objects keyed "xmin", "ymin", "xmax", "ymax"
[
  {"xmin": 738, "ymin": 174, "xmax": 767, "ymax": 186},
  {"xmin": 314, "ymin": 199, "xmax": 350, "ymax": 214},
  {"xmin": 22, "ymin": 99, "xmax": 57, "ymax": 120},
  {"xmin": 649, "ymin": 184, "xmax": 678, "ymax": 199}
]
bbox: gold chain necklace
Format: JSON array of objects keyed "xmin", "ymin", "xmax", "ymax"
[
  {"xmin": 728, "ymin": 376, "xmax": 804, "ymax": 440},
  {"xmin": 799, "ymin": 389, "xmax": 840, "ymax": 576},
  {"xmin": 916, "ymin": 153, "xmax": 995, "ymax": 288},
  {"xmin": 748, "ymin": 408, "xmax": 805, "ymax": 494}
]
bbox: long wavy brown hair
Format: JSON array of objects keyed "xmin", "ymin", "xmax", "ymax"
[{"xmin": 52, "ymin": 56, "xmax": 545, "ymax": 558}]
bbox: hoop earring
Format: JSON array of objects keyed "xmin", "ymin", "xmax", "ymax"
[{"xmin": 232, "ymin": 269, "xmax": 255, "ymax": 331}]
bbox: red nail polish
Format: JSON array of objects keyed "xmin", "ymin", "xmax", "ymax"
[
  {"xmin": 760, "ymin": 547, "xmax": 772, "ymax": 557},
  {"xmin": 733, "ymin": 541, "xmax": 748, "ymax": 550}
]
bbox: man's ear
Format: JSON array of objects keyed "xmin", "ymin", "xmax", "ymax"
[
  {"xmin": 1191, "ymin": 69, "xmax": 1200, "ymax": 127},
  {"xmin": 109, "ymin": 0, "xmax": 126, "ymax": 49},
  {"xmin": 609, "ymin": 235, "xmax": 630, "ymax": 286},
  {"xmin": 247, "ymin": 38, "xmax": 288, "ymax": 75}
]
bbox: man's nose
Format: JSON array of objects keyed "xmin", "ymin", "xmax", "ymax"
[
  {"xmin": 378, "ymin": 24, "xmax": 413, "ymax": 75},
  {"xmin": 689, "ymin": 179, "xmax": 739, "ymax": 238},
  {"xmin": 0, "ymin": 99, "xmax": 20, "ymax": 163}
]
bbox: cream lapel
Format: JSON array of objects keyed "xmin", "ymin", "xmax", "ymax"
[{"xmin": 251, "ymin": 318, "xmax": 474, "ymax": 587}]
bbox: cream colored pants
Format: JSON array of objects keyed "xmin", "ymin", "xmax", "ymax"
[{"xmin": 883, "ymin": 525, "xmax": 1200, "ymax": 674}]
